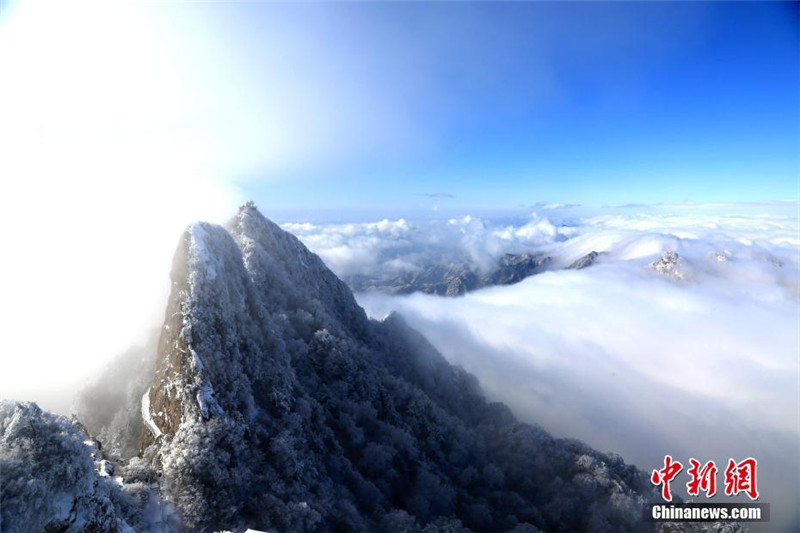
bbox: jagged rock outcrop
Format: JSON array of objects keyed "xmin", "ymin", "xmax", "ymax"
[
  {"xmin": 650, "ymin": 251, "xmax": 687, "ymax": 280},
  {"xmin": 130, "ymin": 203, "xmax": 669, "ymax": 532},
  {"xmin": 568, "ymin": 251, "xmax": 601, "ymax": 270},
  {"xmin": 484, "ymin": 252, "xmax": 552, "ymax": 286},
  {"xmin": 408, "ymin": 263, "xmax": 480, "ymax": 296}
]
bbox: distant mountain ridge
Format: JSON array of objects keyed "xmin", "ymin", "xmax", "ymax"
[
  {"xmin": 345, "ymin": 252, "xmax": 550, "ymax": 296},
  {"xmin": 2, "ymin": 204, "xmax": 713, "ymax": 532},
  {"xmin": 346, "ymin": 250, "xmax": 602, "ymax": 296}
]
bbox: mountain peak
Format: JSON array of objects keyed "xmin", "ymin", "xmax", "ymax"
[
  {"xmin": 231, "ymin": 203, "xmax": 369, "ymax": 334},
  {"xmin": 126, "ymin": 205, "xmax": 671, "ymax": 531}
]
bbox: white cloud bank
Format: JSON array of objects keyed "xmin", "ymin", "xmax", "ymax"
[
  {"xmin": 284, "ymin": 214, "xmax": 566, "ymax": 276},
  {"xmin": 291, "ymin": 209, "xmax": 799, "ymax": 529}
]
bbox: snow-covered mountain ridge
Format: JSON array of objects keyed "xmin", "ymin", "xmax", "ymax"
[{"xmin": 2, "ymin": 204, "xmax": 724, "ymax": 533}]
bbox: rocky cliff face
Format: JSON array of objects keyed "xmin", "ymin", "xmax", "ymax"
[
  {"xmin": 140, "ymin": 220, "xmax": 287, "ymax": 451},
  {"xmin": 140, "ymin": 205, "xmax": 369, "ymax": 450}
]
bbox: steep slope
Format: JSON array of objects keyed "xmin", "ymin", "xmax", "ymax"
[{"xmin": 136, "ymin": 203, "xmax": 666, "ymax": 532}]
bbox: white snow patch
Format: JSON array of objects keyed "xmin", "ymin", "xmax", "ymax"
[
  {"xmin": 188, "ymin": 223, "xmax": 218, "ymax": 283},
  {"xmin": 141, "ymin": 387, "xmax": 162, "ymax": 438},
  {"xmin": 196, "ymin": 381, "xmax": 221, "ymax": 419},
  {"xmin": 189, "ymin": 347, "xmax": 205, "ymax": 373},
  {"xmin": 97, "ymin": 459, "xmax": 113, "ymax": 477}
]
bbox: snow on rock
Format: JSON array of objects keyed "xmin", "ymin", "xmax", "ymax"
[
  {"xmin": 188, "ymin": 222, "xmax": 219, "ymax": 284},
  {"xmin": 650, "ymin": 250, "xmax": 688, "ymax": 280},
  {"xmin": 141, "ymin": 387, "xmax": 162, "ymax": 439},
  {"xmin": 97, "ymin": 459, "xmax": 114, "ymax": 477}
]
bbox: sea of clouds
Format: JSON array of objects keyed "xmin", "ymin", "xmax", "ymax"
[
  {"xmin": 287, "ymin": 206, "xmax": 800, "ymax": 530},
  {"xmin": 283, "ymin": 212, "xmax": 567, "ymax": 277}
]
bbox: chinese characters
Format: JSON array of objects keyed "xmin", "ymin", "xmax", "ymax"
[{"xmin": 651, "ymin": 456, "xmax": 758, "ymax": 502}]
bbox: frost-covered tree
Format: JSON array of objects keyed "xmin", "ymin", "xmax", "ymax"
[{"xmin": 1, "ymin": 402, "xmax": 130, "ymax": 531}]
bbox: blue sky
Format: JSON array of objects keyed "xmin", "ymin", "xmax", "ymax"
[
  {"xmin": 0, "ymin": 1, "xmax": 797, "ymax": 219},
  {"xmin": 213, "ymin": 1, "xmax": 799, "ymax": 216}
]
